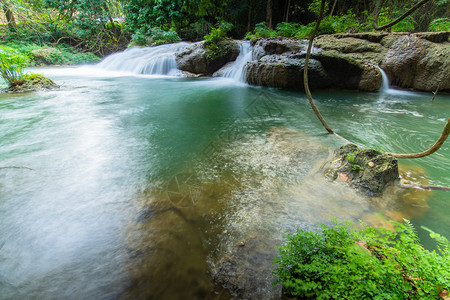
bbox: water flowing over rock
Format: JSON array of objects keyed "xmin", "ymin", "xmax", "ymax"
[
  {"xmin": 214, "ymin": 41, "xmax": 253, "ymax": 81},
  {"xmin": 175, "ymin": 40, "xmax": 240, "ymax": 75},
  {"xmin": 97, "ymin": 42, "xmax": 189, "ymax": 75},
  {"xmin": 245, "ymin": 52, "xmax": 376, "ymax": 91},
  {"xmin": 244, "ymin": 37, "xmax": 381, "ymax": 91},
  {"xmin": 314, "ymin": 32, "xmax": 450, "ymax": 92}
]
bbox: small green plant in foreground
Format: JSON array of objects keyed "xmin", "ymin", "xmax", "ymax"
[
  {"xmin": 273, "ymin": 219, "xmax": 449, "ymax": 299},
  {"xmin": 0, "ymin": 45, "xmax": 30, "ymax": 87}
]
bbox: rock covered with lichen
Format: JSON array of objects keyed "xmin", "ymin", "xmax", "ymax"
[{"xmin": 324, "ymin": 143, "xmax": 399, "ymax": 196}]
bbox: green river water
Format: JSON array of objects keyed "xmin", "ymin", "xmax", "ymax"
[{"xmin": 0, "ymin": 66, "xmax": 449, "ymax": 299}]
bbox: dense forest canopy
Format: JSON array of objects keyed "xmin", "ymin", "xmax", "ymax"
[{"xmin": 0, "ymin": 0, "xmax": 449, "ymax": 55}]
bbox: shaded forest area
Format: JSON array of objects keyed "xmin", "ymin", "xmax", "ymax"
[{"xmin": 0, "ymin": 0, "xmax": 449, "ymax": 57}]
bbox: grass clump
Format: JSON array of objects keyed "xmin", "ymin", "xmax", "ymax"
[{"xmin": 273, "ymin": 219, "xmax": 449, "ymax": 299}]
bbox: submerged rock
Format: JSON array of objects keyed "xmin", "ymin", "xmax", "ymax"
[
  {"xmin": 212, "ymin": 234, "xmax": 281, "ymax": 300},
  {"xmin": 175, "ymin": 40, "xmax": 239, "ymax": 75},
  {"xmin": 4, "ymin": 74, "xmax": 59, "ymax": 93},
  {"xmin": 324, "ymin": 144, "xmax": 399, "ymax": 196}
]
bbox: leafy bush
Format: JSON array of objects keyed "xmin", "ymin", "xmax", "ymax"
[
  {"xmin": 0, "ymin": 46, "xmax": 30, "ymax": 87},
  {"xmin": 273, "ymin": 219, "xmax": 450, "ymax": 299},
  {"xmin": 130, "ymin": 26, "xmax": 181, "ymax": 46},
  {"xmin": 204, "ymin": 22, "xmax": 233, "ymax": 58},
  {"xmin": 244, "ymin": 22, "xmax": 278, "ymax": 41},
  {"xmin": 276, "ymin": 22, "xmax": 303, "ymax": 37},
  {"xmin": 429, "ymin": 18, "xmax": 450, "ymax": 31}
]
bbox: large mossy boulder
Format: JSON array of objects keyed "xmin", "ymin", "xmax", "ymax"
[
  {"xmin": 314, "ymin": 32, "xmax": 450, "ymax": 92},
  {"xmin": 324, "ymin": 144, "xmax": 399, "ymax": 196},
  {"xmin": 245, "ymin": 52, "xmax": 381, "ymax": 91},
  {"xmin": 381, "ymin": 34, "xmax": 450, "ymax": 92},
  {"xmin": 175, "ymin": 40, "xmax": 240, "ymax": 75}
]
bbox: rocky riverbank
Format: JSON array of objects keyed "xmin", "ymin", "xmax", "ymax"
[{"xmin": 175, "ymin": 32, "xmax": 449, "ymax": 93}]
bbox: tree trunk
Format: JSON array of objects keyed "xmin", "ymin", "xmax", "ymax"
[
  {"xmin": 247, "ymin": 2, "xmax": 252, "ymax": 32},
  {"xmin": 330, "ymin": 0, "xmax": 338, "ymax": 16},
  {"xmin": 1, "ymin": 0, "xmax": 17, "ymax": 32},
  {"xmin": 285, "ymin": 0, "xmax": 291, "ymax": 22},
  {"xmin": 266, "ymin": 0, "xmax": 273, "ymax": 29}
]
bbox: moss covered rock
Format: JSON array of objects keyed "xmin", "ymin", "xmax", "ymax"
[
  {"xmin": 5, "ymin": 74, "xmax": 59, "ymax": 93},
  {"xmin": 324, "ymin": 144, "xmax": 399, "ymax": 196}
]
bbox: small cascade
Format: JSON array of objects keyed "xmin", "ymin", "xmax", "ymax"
[
  {"xmin": 221, "ymin": 41, "xmax": 252, "ymax": 82},
  {"xmin": 376, "ymin": 66, "xmax": 418, "ymax": 96},
  {"xmin": 377, "ymin": 66, "xmax": 390, "ymax": 93},
  {"xmin": 96, "ymin": 42, "xmax": 189, "ymax": 75}
]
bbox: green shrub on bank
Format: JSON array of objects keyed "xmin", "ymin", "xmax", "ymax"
[
  {"xmin": 1, "ymin": 42, "xmax": 100, "ymax": 65},
  {"xmin": 273, "ymin": 219, "xmax": 449, "ymax": 299},
  {"xmin": 204, "ymin": 22, "xmax": 233, "ymax": 58},
  {"xmin": 130, "ymin": 27, "xmax": 181, "ymax": 47},
  {"xmin": 428, "ymin": 18, "xmax": 450, "ymax": 31}
]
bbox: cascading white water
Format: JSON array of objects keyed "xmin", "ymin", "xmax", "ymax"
[
  {"xmin": 221, "ymin": 41, "xmax": 252, "ymax": 82},
  {"xmin": 376, "ymin": 66, "xmax": 418, "ymax": 96},
  {"xmin": 96, "ymin": 42, "xmax": 189, "ymax": 75},
  {"xmin": 377, "ymin": 66, "xmax": 390, "ymax": 93}
]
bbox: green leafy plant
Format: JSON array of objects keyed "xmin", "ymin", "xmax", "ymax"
[
  {"xmin": 273, "ymin": 219, "xmax": 450, "ymax": 299},
  {"xmin": 0, "ymin": 46, "xmax": 30, "ymax": 87},
  {"xmin": 130, "ymin": 26, "xmax": 181, "ymax": 46},
  {"xmin": 204, "ymin": 22, "xmax": 233, "ymax": 59},
  {"xmin": 244, "ymin": 22, "xmax": 278, "ymax": 41},
  {"xmin": 428, "ymin": 18, "xmax": 450, "ymax": 31}
]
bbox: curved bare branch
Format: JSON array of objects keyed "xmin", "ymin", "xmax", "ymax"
[{"xmin": 387, "ymin": 118, "xmax": 450, "ymax": 158}]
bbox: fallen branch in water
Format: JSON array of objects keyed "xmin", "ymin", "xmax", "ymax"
[
  {"xmin": 399, "ymin": 183, "xmax": 450, "ymax": 192},
  {"xmin": 0, "ymin": 166, "xmax": 34, "ymax": 171},
  {"xmin": 431, "ymin": 82, "xmax": 440, "ymax": 102},
  {"xmin": 386, "ymin": 118, "xmax": 450, "ymax": 158}
]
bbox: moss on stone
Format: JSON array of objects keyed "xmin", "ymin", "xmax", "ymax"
[{"xmin": 4, "ymin": 73, "xmax": 59, "ymax": 93}]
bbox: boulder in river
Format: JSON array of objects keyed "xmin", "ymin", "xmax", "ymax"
[
  {"xmin": 323, "ymin": 143, "xmax": 399, "ymax": 196},
  {"xmin": 245, "ymin": 52, "xmax": 381, "ymax": 91},
  {"xmin": 212, "ymin": 234, "xmax": 281, "ymax": 300},
  {"xmin": 175, "ymin": 40, "xmax": 240, "ymax": 75}
]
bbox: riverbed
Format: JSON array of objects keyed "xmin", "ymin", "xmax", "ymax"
[{"xmin": 0, "ymin": 65, "xmax": 449, "ymax": 299}]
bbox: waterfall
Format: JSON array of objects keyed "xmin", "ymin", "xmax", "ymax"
[
  {"xmin": 377, "ymin": 66, "xmax": 390, "ymax": 93},
  {"xmin": 96, "ymin": 42, "xmax": 189, "ymax": 75},
  {"xmin": 221, "ymin": 41, "xmax": 252, "ymax": 82}
]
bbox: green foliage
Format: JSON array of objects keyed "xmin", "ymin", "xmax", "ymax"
[
  {"xmin": 0, "ymin": 46, "xmax": 30, "ymax": 87},
  {"xmin": 428, "ymin": 18, "xmax": 450, "ymax": 31},
  {"xmin": 244, "ymin": 22, "xmax": 278, "ymax": 41},
  {"xmin": 204, "ymin": 22, "xmax": 233, "ymax": 58},
  {"xmin": 2, "ymin": 42, "xmax": 100, "ymax": 65},
  {"xmin": 130, "ymin": 27, "xmax": 181, "ymax": 47},
  {"xmin": 276, "ymin": 22, "xmax": 304, "ymax": 38},
  {"xmin": 273, "ymin": 220, "xmax": 450, "ymax": 299}
]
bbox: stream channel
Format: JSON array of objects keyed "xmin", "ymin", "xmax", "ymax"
[{"xmin": 0, "ymin": 42, "xmax": 449, "ymax": 299}]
